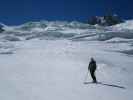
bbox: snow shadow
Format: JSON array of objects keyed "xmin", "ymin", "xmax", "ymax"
[
  {"xmin": 120, "ymin": 49, "xmax": 133, "ymax": 55},
  {"xmin": 84, "ymin": 82, "xmax": 126, "ymax": 89},
  {"xmin": 0, "ymin": 51, "xmax": 14, "ymax": 55}
]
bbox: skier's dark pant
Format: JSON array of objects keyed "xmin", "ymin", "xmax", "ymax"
[{"xmin": 90, "ymin": 69, "xmax": 97, "ymax": 82}]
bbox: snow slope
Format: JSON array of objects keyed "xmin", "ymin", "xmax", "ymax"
[
  {"xmin": 0, "ymin": 20, "xmax": 133, "ymax": 100},
  {"xmin": 0, "ymin": 39, "xmax": 133, "ymax": 100}
]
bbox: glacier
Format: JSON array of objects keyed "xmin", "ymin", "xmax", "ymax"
[{"xmin": 1, "ymin": 20, "xmax": 133, "ymax": 42}]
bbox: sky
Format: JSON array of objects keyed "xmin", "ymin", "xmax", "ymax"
[{"xmin": 0, "ymin": 0, "xmax": 133, "ymax": 25}]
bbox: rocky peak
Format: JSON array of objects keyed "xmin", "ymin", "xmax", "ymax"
[{"xmin": 88, "ymin": 14, "xmax": 124, "ymax": 26}]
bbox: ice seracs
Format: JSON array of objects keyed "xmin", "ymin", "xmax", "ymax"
[{"xmin": 0, "ymin": 19, "xmax": 133, "ymax": 41}]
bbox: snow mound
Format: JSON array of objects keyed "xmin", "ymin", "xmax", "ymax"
[
  {"xmin": 0, "ymin": 42, "xmax": 15, "ymax": 54},
  {"xmin": 111, "ymin": 20, "xmax": 133, "ymax": 31}
]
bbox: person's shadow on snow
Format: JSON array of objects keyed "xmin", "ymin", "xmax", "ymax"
[{"xmin": 84, "ymin": 82, "xmax": 126, "ymax": 89}]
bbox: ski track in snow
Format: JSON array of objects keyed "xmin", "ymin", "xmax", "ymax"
[{"xmin": 0, "ymin": 39, "xmax": 133, "ymax": 100}]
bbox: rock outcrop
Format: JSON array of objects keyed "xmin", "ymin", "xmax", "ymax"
[
  {"xmin": 88, "ymin": 14, "xmax": 124, "ymax": 26},
  {"xmin": 0, "ymin": 24, "xmax": 4, "ymax": 33}
]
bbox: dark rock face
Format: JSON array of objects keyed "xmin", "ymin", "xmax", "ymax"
[
  {"xmin": 88, "ymin": 14, "xmax": 124, "ymax": 26},
  {"xmin": 0, "ymin": 24, "xmax": 4, "ymax": 33}
]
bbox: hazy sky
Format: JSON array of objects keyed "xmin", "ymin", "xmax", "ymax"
[{"xmin": 0, "ymin": 0, "xmax": 132, "ymax": 25}]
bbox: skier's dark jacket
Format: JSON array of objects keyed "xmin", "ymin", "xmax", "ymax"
[{"xmin": 88, "ymin": 59, "xmax": 97, "ymax": 71}]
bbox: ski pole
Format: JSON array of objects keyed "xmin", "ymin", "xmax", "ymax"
[{"xmin": 84, "ymin": 71, "xmax": 89, "ymax": 83}]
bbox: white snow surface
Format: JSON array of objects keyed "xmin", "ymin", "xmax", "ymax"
[
  {"xmin": 0, "ymin": 20, "xmax": 133, "ymax": 100},
  {"xmin": 0, "ymin": 39, "xmax": 133, "ymax": 100},
  {"xmin": 111, "ymin": 20, "xmax": 133, "ymax": 31}
]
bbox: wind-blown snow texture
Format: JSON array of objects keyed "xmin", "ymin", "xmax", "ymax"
[{"xmin": 0, "ymin": 20, "xmax": 133, "ymax": 100}]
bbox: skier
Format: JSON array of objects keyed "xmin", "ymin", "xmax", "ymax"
[{"xmin": 88, "ymin": 57, "xmax": 97, "ymax": 83}]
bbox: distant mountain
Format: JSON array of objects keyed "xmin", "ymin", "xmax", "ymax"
[
  {"xmin": 0, "ymin": 19, "xmax": 133, "ymax": 41},
  {"xmin": 88, "ymin": 14, "xmax": 124, "ymax": 26}
]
